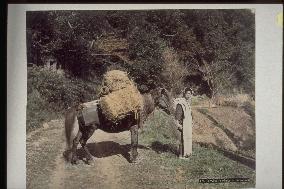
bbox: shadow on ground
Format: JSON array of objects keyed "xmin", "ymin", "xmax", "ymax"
[
  {"xmin": 198, "ymin": 142, "xmax": 255, "ymax": 170},
  {"xmin": 76, "ymin": 141, "xmax": 149, "ymax": 163},
  {"xmin": 149, "ymin": 141, "xmax": 255, "ymax": 170},
  {"xmin": 150, "ymin": 141, "xmax": 179, "ymax": 156}
]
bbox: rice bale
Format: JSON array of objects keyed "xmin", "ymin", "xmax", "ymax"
[
  {"xmin": 102, "ymin": 70, "xmax": 133, "ymax": 92},
  {"xmin": 100, "ymin": 85, "xmax": 143, "ymax": 121}
]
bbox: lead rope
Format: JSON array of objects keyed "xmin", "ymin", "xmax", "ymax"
[{"xmin": 135, "ymin": 109, "xmax": 140, "ymax": 128}]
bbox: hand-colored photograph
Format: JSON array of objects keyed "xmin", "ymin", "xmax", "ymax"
[{"xmin": 26, "ymin": 9, "xmax": 255, "ymax": 189}]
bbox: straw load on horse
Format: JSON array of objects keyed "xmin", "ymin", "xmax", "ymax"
[{"xmin": 99, "ymin": 70, "xmax": 143, "ymax": 122}]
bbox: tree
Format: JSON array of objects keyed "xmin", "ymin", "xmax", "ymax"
[
  {"xmin": 27, "ymin": 10, "xmax": 255, "ymax": 98},
  {"xmin": 180, "ymin": 10, "xmax": 255, "ymax": 98},
  {"xmin": 160, "ymin": 47, "xmax": 188, "ymax": 95}
]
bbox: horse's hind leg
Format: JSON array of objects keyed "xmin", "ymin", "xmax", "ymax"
[
  {"xmin": 71, "ymin": 130, "xmax": 82, "ymax": 164},
  {"xmin": 130, "ymin": 125, "xmax": 139, "ymax": 163},
  {"xmin": 80, "ymin": 125, "xmax": 97, "ymax": 165}
]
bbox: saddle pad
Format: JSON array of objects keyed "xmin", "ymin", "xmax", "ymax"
[{"xmin": 78, "ymin": 100, "xmax": 100, "ymax": 126}]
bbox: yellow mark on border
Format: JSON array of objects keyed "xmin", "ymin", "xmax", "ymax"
[{"xmin": 276, "ymin": 12, "xmax": 283, "ymax": 27}]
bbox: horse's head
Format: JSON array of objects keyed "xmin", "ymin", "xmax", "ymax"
[{"xmin": 152, "ymin": 87, "xmax": 175, "ymax": 115}]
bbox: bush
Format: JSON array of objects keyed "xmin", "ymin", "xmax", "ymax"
[
  {"xmin": 27, "ymin": 66, "xmax": 100, "ymax": 131},
  {"xmin": 26, "ymin": 89, "xmax": 60, "ymax": 131}
]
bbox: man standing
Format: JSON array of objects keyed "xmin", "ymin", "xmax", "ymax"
[{"xmin": 174, "ymin": 88, "xmax": 193, "ymax": 158}]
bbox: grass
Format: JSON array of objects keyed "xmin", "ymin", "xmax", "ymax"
[
  {"xmin": 191, "ymin": 95, "xmax": 210, "ymax": 106},
  {"xmin": 26, "ymin": 91, "xmax": 63, "ymax": 132},
  {"xmin": 242, "ymin": 101, "xmax": 255, "ymax": 127},
  {"xmin": 215, "ymin": 94, "xmax": 253, "ymax": 108},
  {"xmin": 131, "ymin": 109, "xmax": 256, "ymax": 189},
  {"xmin": 197, "ymin": 107, "xmax": 255, "ymax": 159},
  {"xmin": 119, "ymin": 144, "xmax": 255, "ymax": 189},
  {"xmin": 140, "ymin": 109, "xmax": 180, "ymax": 149}
]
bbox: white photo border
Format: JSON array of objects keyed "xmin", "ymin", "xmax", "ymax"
[{"xmin": 7, "ymin": 4, "xmax": 282, "ymax": 189}]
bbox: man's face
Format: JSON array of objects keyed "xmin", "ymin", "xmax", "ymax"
[{"xmin": 184, "ymin": 91, "xmax": 191, "ymax": 100}]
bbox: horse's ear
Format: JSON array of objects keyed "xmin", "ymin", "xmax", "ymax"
[
  {"xmin": 160, "ymin": 88, "xmax": 170, "ymax": 98},
  {"xmin": 160, "ymin": 88, "xmax": 165, "ymax": 95},
  {"xmin": 160, "ymin": 87, "xmax": 167, "ymax": 94},
  {"xmin": 163, "ymin": 88, "xmax": 170, "ymax": 95}
]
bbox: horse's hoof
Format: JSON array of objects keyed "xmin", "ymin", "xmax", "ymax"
[
  {"xmin": 130, "ymin": 157, "xmax": 137, "ymax": 163},
  {"xmin": 71, "ymin": 161, "xmax": 77, "ymax": 165},
  {"xmin": 86, "ymin": 159, "xmax": 95, "ymax": 165},
  {"xmin": 129, "ymin": 155, "xmax": 138, "ymax": 163},
  {"xmin": 71, "ymin": 156, "xmax": 78, "ymax": 165},
  {"xmin": 71, "ymin": 160, "xmax": 78, "ymax": 165},
  {"xmin": 63, "ymin": 151, "xmax": 72, "ymax": 162}
]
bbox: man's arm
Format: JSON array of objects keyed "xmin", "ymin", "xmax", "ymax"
[{"xmin": 175, "ymin": 104, "xmax": 184, "ymax": 131}]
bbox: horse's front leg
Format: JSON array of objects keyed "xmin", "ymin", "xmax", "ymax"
[
  {"xmin": 71, "ymin": 130, "xmax": 82, "ymax": 164},
  {"xmin": 80, "ymin": 125, "xmax": 97, "ymax": 165},
  {"xmin": 130, "ymin": 124, "xmax": 139, "ymax": 163}
]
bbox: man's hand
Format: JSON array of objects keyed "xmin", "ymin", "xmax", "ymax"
[
  {"xmin": 176, "ymin": 121, "xmax": 182, "ymax": 131},
  {"xmin": 76, "ymin": 103, "xmax": 85, "ymax": 111},
  {"xmin": 177, "ymin": 125, "xmax": 182, "ymax": 132}
]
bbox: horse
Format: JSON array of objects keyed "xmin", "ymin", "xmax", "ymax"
[{"xmin": 64, "ymin": 87, "xmax": 174, "ymax": 165}]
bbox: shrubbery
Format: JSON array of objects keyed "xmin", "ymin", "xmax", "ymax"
[
  {"xmin": 27, "ymin": 66, "xmax": 100, "ymax": 131},
  {"xmin": 27, "ymin": 10, "xmax": 255, "ymax": 98}
]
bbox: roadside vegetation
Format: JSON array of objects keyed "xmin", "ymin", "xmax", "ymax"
[
  {"xmin": 134, "ymin": 110, "xmax": 256, "ymax": 188},
  {"xmin": 27, "ymin": 66, "xmax": 99, "ymax": 131}
]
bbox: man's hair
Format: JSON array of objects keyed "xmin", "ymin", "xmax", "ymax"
[{"xmin": 183, "ymin": 87, "xmax": 192, "ymax": 97}]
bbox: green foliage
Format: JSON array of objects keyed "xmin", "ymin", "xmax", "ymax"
[
  {"xmin": 27, "ymin": 9, "xmax": 255, "ymax": 96},
  {"xmin": 179, "ymin": 9, "xmax": 255, "ymax": 96},
  {"xmin": 26, "ymin": 89, "xmax": 59, "ymax": 131},
  {"xmin": 136, "ymin": 109, "xmax": 255, "ymax": 188},
  {"xmin": 140, "ymin": 109, "xmax": 180, "ymax": 147},
  {"xmin": 27, "ymin": 66, "xmax": 99, "ymax": 131},
  {"xmin": 28, "ymin": 66, "xmax": 99, "ymax": 108},
  {"xmin": 127, "ymin": 14, "xmax": 167, "ymax": 89},
  {"xmin": 27, "ymin": 10, "xmax": 255, "ymax": 131}
]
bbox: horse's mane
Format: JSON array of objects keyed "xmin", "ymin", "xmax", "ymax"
[
  {"xmin": 140, "ymin": 88, "xmax": 163, "ymax": 122},
  {"xmin": 141, "ymin": 93, "xmax": 155, "ymax": 118}
]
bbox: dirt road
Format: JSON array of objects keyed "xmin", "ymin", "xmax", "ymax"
[{"xmin": 27, "ymin": 119, "xmax": 138, "ymax": 189}]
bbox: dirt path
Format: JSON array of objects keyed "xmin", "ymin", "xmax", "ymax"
[
  {"xmin": 27, "ymin": 119, "xmax": 132, "ymax": 189},
  {"xmin": 48, "ymin": 138, "xmax": 66, "ymax": 189},
  {"xmin": 27, "ymin": 107, "xmax": 256, "ymax": 189},
  {"xmin": 82, "ymin": 130, "xmax": 130, "ymax": 189}
]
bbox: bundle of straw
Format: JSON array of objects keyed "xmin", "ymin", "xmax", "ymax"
[
  {"xmin": 99, "ymin": 70, "xmax": 143, "ymax": 121},
  {"xmin": 101, "ymin": 70, "xmax": 133, "ymax": 93}
]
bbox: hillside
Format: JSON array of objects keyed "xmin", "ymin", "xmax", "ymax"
[{"xmin": 27, "ymin": 10, "xmax": 255, "ymax": 97}]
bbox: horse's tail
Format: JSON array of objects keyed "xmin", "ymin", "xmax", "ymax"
[{"xmin": 64, "ymin": 106, "xmax": 79, "ymax": 150}]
